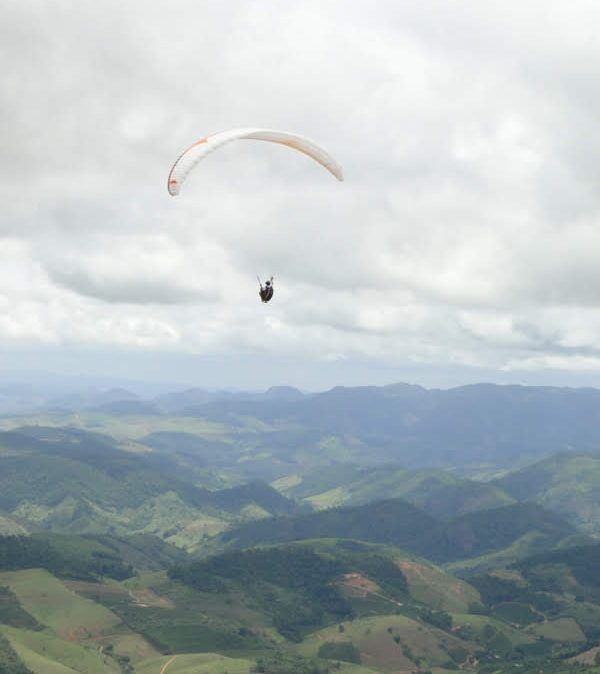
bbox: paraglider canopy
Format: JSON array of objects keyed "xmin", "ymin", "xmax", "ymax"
[{"xmin": 167, "ymin": 128, "xmax": 344, "ymax": 196}]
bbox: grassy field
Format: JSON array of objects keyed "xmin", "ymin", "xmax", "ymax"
[
  {"xmin": 73, "ymin": 571, "xmax": 273, "ymax": 656},
  {"xmin": 270, "ymin": 474, "xmax": 303, "ymax": 491},
  {"xmin": 102, "ymin": 631, "xmax": 161, "ymax": 663},
  {"xmin": 63, "ymin": 578, "xmax": 161, "ymax": 662},
  {"xmin": 135, "ymin": 653, "xmax": 254, "ymax": 674},
  {"xmin": 0, "ymin": 545, "xmax": 593, "ymax": 674},
  {"xmin": 397, "ymin": 558, "xmax": 481, "ymax": 613},
  {"xmin": 443, "ymin": 530, "xmax": 557, "ymax": 576},
  {"xmin": 567, "ymin": 600, "xmax": 600, "ymax": 636},
  {"xmin": 332, "ymin": 666, "xmax": 383, "ymax": 674},
  {"xmin": 526, "ymin": 617, "xmax": 586, "ymax": 642},
  {"xmin": 570, "ymin": 645, "xmax": 600, "ymax": 666},
  {"xmin": 451, "ymin": 613, "xmax": 535, "ymax": 646},
  {"xmin": 299, "ymin": 614, "xmax": 474, "ymax": 673},
  {"xmin": 306, "ymin": 486, "xmax": 350, "ymax": 510},
  {"xmin": 0, "ymin": 569, "xmax": 120, "ymax": 639},
  {"xmin": 0, "ymin": 625, "xmax": 121, "ymax": 674}
]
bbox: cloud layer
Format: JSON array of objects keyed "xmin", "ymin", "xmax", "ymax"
[{"xmin": 2, "ymin": 0, "xmax": 600, "ymax": 381}]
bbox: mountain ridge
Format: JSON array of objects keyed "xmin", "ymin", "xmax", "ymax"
[{"xmin": 221, "ymin": 498, "xmax": 580, "ymax": 567}]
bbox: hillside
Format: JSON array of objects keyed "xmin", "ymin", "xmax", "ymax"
[
  {"xmin": 493, "ymin": 453, "xmax": 600, "ymax": 533},
  {"xmin": 0, "ymin": 383, "xmax": 599, "ymax": 672},
  {"xmin": 0, "ymin": 534, "xmax": 134, "ymax": 580},
  {"xmin": 6, "ymin": 383, "xmax": 600, "ymax": 479},
  {"xmin": 514, "ymin": 542, "xmax": 600, "ymax": 614},
  {"xmin": 0, "ymin": 538, "xmax": 456, "ymax": 673},
  {"xmin": 281, "ymin": 464, "xmax": 515, "ymax": 518},
  {"xmin": 222, "ymin": 498, "xmax": 436, "ymax": 550},
  {"xmin": 412, "ymin": 503, "xmax": 578, "ymax": 564},
  {"xmin": 0, "ymin": 426, "xmax": 299, "ymax": 550},
  {"xmin": 464, "ymin": 544, "xmax": 600, "ymax": 648},
  {"xmin": 8, "ymin": 384, "xmax": 600, "ymax": 493},
  {"xmin": 223, "ymin": 500, "xmax": 581, "ymax": 569},
  {"xmin": 0, "ymin": 532, "xmax": 599, "ymax": 673}
]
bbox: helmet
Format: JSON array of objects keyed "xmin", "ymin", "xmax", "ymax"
[{"xmin": 265, "ymin": 280, "xmax": 271, "ymax": 286}]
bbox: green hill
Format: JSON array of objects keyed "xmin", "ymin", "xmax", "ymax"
[
  {"xmin": 0, "ymin": 427, "xmax": 300, "ymax": 549},
  {"xmin": 1, "ymin": 625, "xmax": 121, "ymax": 674},
  {"xmin": 513, "ymin": 542, "xmax": 600, "ymax": 630},
  {"xmin": 222, "ymin": 500, "xmax": 578, "ymax": 568},
  {"xmin": 160, "ymin": 537, "xmax": 493, "ymax": 654},
  {"xmin": 412, "ymin": 503, "xmax": 578, "ymax": 564},
  {"xmin": 0, "ymin": 534, "xmax": 133, "ymax": 581},
  {"xmin": 169, "ymin": 543, "xmax": 408, "ymax": 642},
  {"xmin": 1, "ymin": 386, "xmax": 600, "ymax": 673},
  {"xmin": 0, "ymin": 535, "xmax": 598, "ymax": 674},
  {"xmin": 76, "ymin": 533, "xmax": 188, "ymax": 570},
  {"xmin": 63, "ymin": 538, "xmax": 475, "ymax": 658},
  {"xmin": 135, "ymin": 653, "xmax": 255, "ymax": 674},
  {"xmin": 210, "ymin": 482, "xmax": 304, "ymax": 516},
  {"xmin": 459, "ymin": 544, "xmax": 600, "ymax": 648},
  {"xmin": 493, "ymin": 453, "xmax": 600, "ymax": 533},
  {"xmin": 282, "ymin": 464, "xmax": 515, "ymax": 518},
  {"xmin": 298, "ymin": 614, "xmax": 477, "ymax": 673},
  {"xmin": 221, "ymin": 498, "xmax": 436, "ymax": 550},
  {"xmin": 0, "ymin": 568, "xmax": 158, "ymax": 672}
]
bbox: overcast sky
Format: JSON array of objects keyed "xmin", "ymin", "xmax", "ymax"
[{"xmin": 2, "ymin": 0, "xmax": 600, "ymax": 390}]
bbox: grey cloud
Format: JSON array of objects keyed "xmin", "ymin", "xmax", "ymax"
[
  {"xmin": 36, "ymin": 230, "xmax": 225, "ymax": 305},
  {"xmin": 46, "ymin": 266, "xmax": 209, "ymax": 305}
]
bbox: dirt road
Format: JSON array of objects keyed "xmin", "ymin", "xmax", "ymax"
[{"xmin": 160, "ymin": 655, "xmax": 177, "ymax": 674}]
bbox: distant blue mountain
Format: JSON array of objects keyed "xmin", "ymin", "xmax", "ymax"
[{"xmin": 177, "ymin": 382, "xmax": 600, "ymax": 468}]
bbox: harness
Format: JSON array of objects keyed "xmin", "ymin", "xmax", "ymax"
[{"xmin": 260, "ymin": 286, "xmax": 274, "ymax": 303}]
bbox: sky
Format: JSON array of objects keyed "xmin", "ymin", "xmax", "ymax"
[{"xmin": 3, "ymin": 0, "xmax": 600, "ymax": 390}]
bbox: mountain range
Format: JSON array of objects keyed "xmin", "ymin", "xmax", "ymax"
[{"xmin": 0, "ymin": 380, "xmax": 599, "ymax": 673}]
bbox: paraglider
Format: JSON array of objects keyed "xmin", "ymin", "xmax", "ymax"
[
  {"xmin": 258, "ymin": 276, "xmax": 274, "ymax": 303},
  {"xmin": 167, "ymin": 128, "xmax": 343, "ymax": 303}
]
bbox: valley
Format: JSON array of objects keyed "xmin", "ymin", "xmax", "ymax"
[{"xmin": 0, "ymin": 382, "xmax": 599, "ymax": 673}]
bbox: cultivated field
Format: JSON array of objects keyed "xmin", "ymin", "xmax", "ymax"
[{"xmin": 0, "ymin": 569, "xmax": 120, "ymax": 640}]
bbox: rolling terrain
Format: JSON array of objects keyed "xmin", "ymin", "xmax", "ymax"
[
  {"xmin": 493, "ymin": 453, "xmax": 600, "ymax": 533},
  {"xmin": 221, "ymin": 499, "xmax": 586, "ymax": 572},
  {"xmin": 6, "ymin": 381, "xmax": 600, "ymax": 475},
  {"xmin": 0, "ymin": 381, "xmax": 600, "ymax": 672},
  {"xmin": 0, "ymin": 426, "xmax": 300, "ymax": 551},
  {"xmin": 277, "ymin": 464, "xmax": 516, "ymax": 517},
  {"xmin": 154, "ymin": 382, "xmax": 600, "ymax": 470},
  {"xmin": 1, "ymin": 534, "xmax": 600, "ymax": 674}
]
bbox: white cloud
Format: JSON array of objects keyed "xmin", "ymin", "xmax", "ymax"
[{"xmin": 2, "ymin": 0, "xmax": 600, "ymax": 383}]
